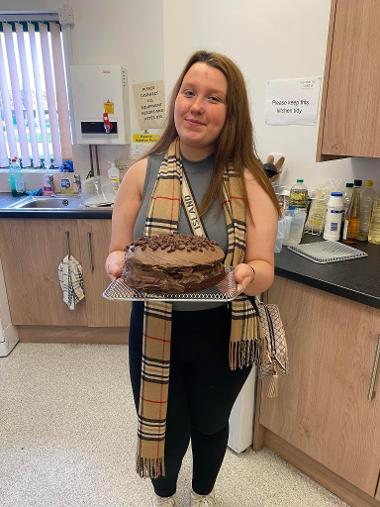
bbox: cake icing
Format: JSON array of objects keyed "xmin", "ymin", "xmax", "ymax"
[{"xmin": 123, "ymin": 234, "xmax": 226, "ymax": 293}]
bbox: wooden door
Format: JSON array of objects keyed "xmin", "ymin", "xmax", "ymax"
[
  {"xmin": 0, "ymin": 219, "xmax": 87, "ymax": 326},
  {"xmin": 318, "ymin": 0, "xmax": 380, "ymax": 158},
  {"xmin": 77, "ymin": 219, "xmax": 131, "ymax": 328},
  {"xmin": 260, "ymin": 277, "xmax": 380, "ymax": 496}
]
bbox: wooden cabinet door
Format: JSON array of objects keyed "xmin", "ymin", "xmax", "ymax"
[
  {"xmin": 0, "ymin": 219, "xmax": 87, "ymax": 326},
  {"xmin": 77, "ymin": 219, "xmax": 131, "ymax": 327},
  {"xmin": 318, "ymin": 0, "xmax": 380, "ymax": 159},
  {"xmin": 260, "ymin": 277, "xmax": 380, "ymax": 496}
]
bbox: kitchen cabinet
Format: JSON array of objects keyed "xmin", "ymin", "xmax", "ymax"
[
  {"xmin": 258, "ymin": 277, "xmax": 380, "ymax": 503},
  {"xmin": 0, "ymin": 219, "xmax": 130, "ymax": 331},
  {"xmin": 317, "ymin": 0, "xmax": 380, "ymax": 160},
  {"xmin": 77, "ymin": 220, "xmax": 129, "ymax": 327},
  {"xmin": 0, "ymin": 219, "xmax": 87, "ymax": 326}
]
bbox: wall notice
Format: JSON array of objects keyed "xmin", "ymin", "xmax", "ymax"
[
  {"xmin": 133, "ymin": 80, "xmax": 165, "ymax": 129},
  {"xmin": 265, "ymin": 77, "xmax": 321, "ymax": 126}
]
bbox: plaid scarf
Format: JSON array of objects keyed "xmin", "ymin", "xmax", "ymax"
[{"xmin": 137, "ymin": 138, "xmax": 259, "ymax": 478}]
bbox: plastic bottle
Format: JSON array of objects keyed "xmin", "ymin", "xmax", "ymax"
[
  {"xmin": 42, "ymin": 172, "xmax": 55, "ymax": 196},
  {"xmin": 342, "ymin": 179, "xmax": 362, "ymax": 242},
  {"xmin": 288, "ymin": 179, "xmax": 308, "ymax": 209},
  {"xmin": 358, "ymin": 179, "xmax": 376, "ymax": 241},
  {"xmin": 368, "ymin": 194, "xmax": 380, "ymax": 245},
  {"xmin": 108, "ymin": 161, "xmax": 120, "ymax": 192},
  {"xmin": 323, "ymin": 192, "xmax": 344, "ymax": 242},
  {"xmin": 9, "ymin": 156, "xmax": 26, "ymax": 196}
]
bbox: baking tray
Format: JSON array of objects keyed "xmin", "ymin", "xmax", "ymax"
[{"xmin": 102, "ymin": 268, "xmax": 238, "ymax": 302}]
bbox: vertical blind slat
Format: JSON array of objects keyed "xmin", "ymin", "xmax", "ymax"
[
  {"xmin": 39, "ymin": 22, "xmax": 61, "ymax": 167},
  {"xmin": 0, "ymin": 33, "xmax": 17, "ymax": 162},
  {"xmin": 0, "ymin": 83, "xmax": 9, "ymax": 165},
  {"xmin": 50, "ymin": 22, "xmax": 72, "ymax": 161},
  {"xmin": 3, "ymin": 23, "xmax": 30, "ymax": 165},
  {"xmin": 0, "ymin": 121, "xmax": 9, "ymax": 167},
  {"xmin": 15, "ymin": 23, "xmax": 40, "ymax": 167},
  {"xmin": 28, "ymin": 22, "xmax": 50, "ymax": 167}
]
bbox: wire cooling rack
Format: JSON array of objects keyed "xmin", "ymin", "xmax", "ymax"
[
  {"xmin": 102, "ymin": 268, "xmax": 239, "ymax": 302},
  {"xmin": 288, "ymin": 241, "xmax": 368, "ymax": 264}
]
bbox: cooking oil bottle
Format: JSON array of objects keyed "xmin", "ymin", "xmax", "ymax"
[
  {"xmin": 288, "ymin": 179, "xmax": 308, "ymax": 210},
  {"xmin": 342, "ymin": 179, "xmax": 362, "ymax": 242},
  {"xmin": 368, "ymin": 194, "xmax": 380, "ymax": 245}
]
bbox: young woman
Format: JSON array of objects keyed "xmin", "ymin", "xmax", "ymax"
[{"xmin": 106, "ymin": 50, "xmax": 279, "ymax": 507}]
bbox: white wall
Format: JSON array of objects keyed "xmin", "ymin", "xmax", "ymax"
[
  {"xmin": 163, "ymin": 0, "xmax": 380, "ymax": 191},
  {"xmin": 68, "ymin": 0, "xmax": 164, "ymax": 176}
]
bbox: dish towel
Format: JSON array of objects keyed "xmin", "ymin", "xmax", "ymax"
[{"xmin": 58, "ymin": 255, "xmax": 85, "ymax": 310}]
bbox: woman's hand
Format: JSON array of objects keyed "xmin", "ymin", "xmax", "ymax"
[
  {"xmin": 234, "ymin": 262, "xmax": 255, "ymax": 294},
  {"xmin": 105, "ymin": 250, "xmax": 125, "ymax": 280}
]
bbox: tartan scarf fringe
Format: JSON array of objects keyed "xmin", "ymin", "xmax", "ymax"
[
  {"xmin": 229, "ymin": 337, "xmax": 260, "ymax": 370},
  {"xmin": 136, "ymin": 455, "xmax": 165, "ymax": 479}
]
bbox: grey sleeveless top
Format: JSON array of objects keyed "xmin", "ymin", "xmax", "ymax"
[{"xmin": 133, "ymin": 152, "xmax": 228, "ymax": 311}]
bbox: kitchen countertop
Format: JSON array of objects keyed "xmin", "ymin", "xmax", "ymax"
[
  {"xmin": 275, "ymin": 235, "xmax": 380, "ymax": 309},
  {"xmin": 0, "ymin": 192, "xmax": 112, "ymax": 219},
  {"xmin": 1, "ymin": 192, "xmax": 379, "ymax": 309}
]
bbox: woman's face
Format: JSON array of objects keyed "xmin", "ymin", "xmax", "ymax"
[{"xmin": 174, "ymin": 62, "xmax": 227, "ymax": 158}]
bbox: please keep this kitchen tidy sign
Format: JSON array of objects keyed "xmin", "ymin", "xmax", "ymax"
[{"xmin": 265, "ymin": 77, "xmax": 322, "ymax": 125}]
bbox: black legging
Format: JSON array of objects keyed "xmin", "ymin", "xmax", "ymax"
[{"xmin": 128, "ymin": 302, "xmax": 252, "ymax": 498}]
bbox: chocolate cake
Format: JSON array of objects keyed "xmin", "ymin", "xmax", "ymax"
[{"xmin": 123, "ymin": 234, "xmax": 226, "ymax": 293}]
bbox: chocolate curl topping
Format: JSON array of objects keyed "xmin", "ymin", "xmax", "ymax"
[{"xmin": 126, "ymin": 234, "xmax": 219, "ymax": 253}]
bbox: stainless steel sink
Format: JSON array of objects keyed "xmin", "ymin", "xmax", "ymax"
[{"xmin": 6, "ymin": 195, "xmax": 84, "ymax": 210}]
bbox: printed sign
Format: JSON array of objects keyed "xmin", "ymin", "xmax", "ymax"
[
  {"xmin": 103, "ymin": 99, "xmax": 114, "ymax": 114},
  {"xmin": 133, "ymin": 80, "xmax": 165, "ymax": 129},
  {"xmin": 265, "ymin": 77, "xmax": 322, "ymax": 125},
  {"xmin": 132, "ymin": 133, "xmax": 160, "ymax": 143}
]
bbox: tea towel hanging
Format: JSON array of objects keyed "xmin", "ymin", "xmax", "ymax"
[{"xmin": 57, "ymin": 231, "xmax": 85, "ymax": 310}]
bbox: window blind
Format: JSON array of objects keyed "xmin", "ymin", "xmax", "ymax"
[{"xmin": 0, "ymin": 20, "xmax": 72, "ymax": 168}]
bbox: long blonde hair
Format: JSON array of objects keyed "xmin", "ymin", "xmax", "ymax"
[{"xmin": 145, "ymin": 50, "xmax": 280, "ymax": 216}]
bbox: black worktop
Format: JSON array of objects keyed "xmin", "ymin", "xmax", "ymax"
[
  {"xmin": 0, "ymin": 193, "xmax": 112, "ymax": 219},
  {"xmin": 275, "ymin": 235, "xmax": 380, "ymax": 309},
  {"xmin": 1, "ymin": 192, "xmax": 379, "ymax": 309}
]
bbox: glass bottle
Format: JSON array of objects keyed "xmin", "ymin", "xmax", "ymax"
[
  {"xmin": 342, "ymin": 179, "xmax": 362, "ymax": 242},
  {"xmin": 358, "ymin": 179, "xmax": 376, "ymax": 241},
  {"xmin": 368, "ymin": 194, "xmax": 380, "ymax": 245}
]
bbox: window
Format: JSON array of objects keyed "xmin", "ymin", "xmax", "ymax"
[{"xmin": 0, "ymin": 17, "xmax": 72, "ymax": 169}]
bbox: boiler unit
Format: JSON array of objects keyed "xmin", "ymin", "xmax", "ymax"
[{"xmin": 70, "ymin": 65, "xmax": 130, "ymax": 145}]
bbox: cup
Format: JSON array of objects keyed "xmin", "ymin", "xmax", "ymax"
[
  {"xmin": 282, "ymin": 209, "xmax": 307, "ymax": 246},
  {"xmin": 275, "ymin": 216, "xmax": 291, "ymax": 252}
]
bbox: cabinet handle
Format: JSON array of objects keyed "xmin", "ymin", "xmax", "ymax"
[
  {"xmin": 65, "ymin": 231, "xmax": 70, "ymax": 257},
  {"xmin": 87, "ymin": 232, "xmax": 94, "ymax": 272},
  {"xmin": 368, "ymin": 335, "xmax": 380, "ymax": 401}
]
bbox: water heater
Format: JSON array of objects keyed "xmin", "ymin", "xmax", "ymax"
[{"xmin": 70, "ymin": 65, "xmax": 130, "ymax": 144}]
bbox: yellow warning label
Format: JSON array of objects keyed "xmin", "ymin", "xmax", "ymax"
[
  {"xmin": 104, "ymin": 100, "xmax": 114, "ymax": 114},
  {"xmin": 133, "ymin": 133, "xmax": 160, "ymax": 143}
]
